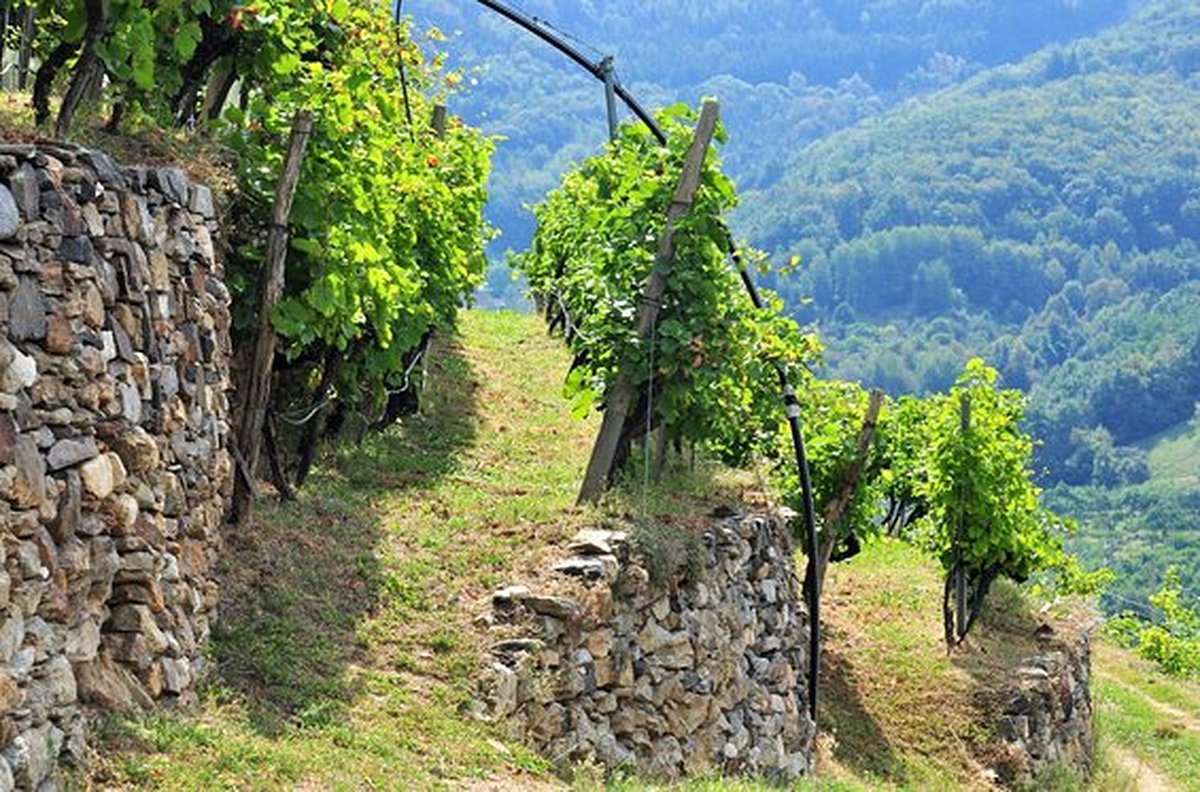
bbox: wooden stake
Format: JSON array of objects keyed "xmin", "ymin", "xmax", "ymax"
[
  {"xmin": 232, "ymin": 109, "xmax": 313, "ymax": 522},
  {"xmin": 813, "ymin": 389, "xmax": 885, "ymax": 590},
  {"xmin": 955, "ymin": 393, "xmax": 971, "ymax": 642},
  {"xmin": 578, "ymin": 100, "xmax": 719, "ymax": 504}
]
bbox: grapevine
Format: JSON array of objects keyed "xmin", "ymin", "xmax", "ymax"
[{"xmin": 516, "ymin": 103, "xmax": 818, "ymax": 470}]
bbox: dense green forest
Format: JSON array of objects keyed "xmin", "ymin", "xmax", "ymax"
[
  {"xmin": 733, "ymin": 0, "xmax": 1200, "ymax": 608},
  {"xmin": 409, "ymin": 0, "xmax": 1130, "ymax": 272},
  {"xmin": 737, "ymin": 0, "xmax": 1200, "ymax": 469}
]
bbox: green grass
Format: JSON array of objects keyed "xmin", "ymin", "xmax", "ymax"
[
  {"xmin": 1093, "ymin": 679, "xmax": 1200, "ymax": 790},
  {"xmin": 813, "ymin": 538, "xmax": 1038, "ymax": 790},
  {"xmin": 1091, "ymin": 639, "xmax": 1200, "ymax": 791},
  {"xmin": 1142, "ymin": 419, "xmax": 1200, "ymax": 487}
]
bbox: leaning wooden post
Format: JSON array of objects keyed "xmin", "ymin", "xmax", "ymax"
[
  {"xmin": 232, "ymin": 109, "xmax": 314, "ymax": 523},
  {"xmin": 813, "ymin": 388, "xmax": 885, "ymax": 590},
  {"xmin": 577, "ymin": 100, "xmax": 720, "ymax": 504}
]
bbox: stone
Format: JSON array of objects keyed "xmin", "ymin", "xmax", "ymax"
[
  {"xmin": 490, "ymin": 639, "xmax": 544, "ymax": 660},
  {"xmin": 80, "ymin": 149, "xmax": 123, "ymax": 188},
  {"xmin": 161, "ymin": 472, "xmax": 186, "ymax": 515},
  {"xmin": 0, "ymin": 413, "xmax": 16, "ymax": 465},
  {"xmin": 524, "ymin": 595, "xmax": 581, "ymax": 621},
  {"xmin": 0, "ymin": 615, "xmax": 22, "ymax": 663},
  {"xmin": 33, "ymin": 655, "xmax": 77, "ymax": 708},
  {"xmin": 552, "ymin": 557, "xmax": 609, "ymax": 581},
  {"xmin": 154, "ymin": 167, "xmax": 189, "ymax": 205},
  {"xmin": 0, "ymin": 185, "xmax": 19, "ymax": 239},
  {"xmin": 107, "ymin": 604, "xmax": 169, "ymax": 650},
  {"xmin": 40, "ymin": 311, "xmax": 73, "ymax": 355},
  {"xmin": 81, "ymin": 283, "xmax": 105, "ymax": 328},
  {"xmin": 8, "ymin": 277, "xmax": 46, "ymax": 341},
  {"xmin": 75, "ymin": 656, "xmax": 153, "ymax": 713},
  {"xmin": 569, "ymin": 529, "xmax": 627, "ymax": 556},
  {"xmin": 7, "ymin": 162, "xmax": 40, "ymax": 220},
  {"xmin": 492, "ymin": 585, "xmax": 530, "ymax": 607},
  {"xmin": 161, "ymin": 658, "xmax": 191, "ymax": 694},
  {"xmin": 2, "ymin": 721, "xmax": 61, "ymax": 789},
  {"xmin": 118, "ymin": 552, "xmax": 155, "ymax": 576},
  {"xmin": 0, "ymin": 672, "xmax": 22, "ymax": 714},
  {"xmin": 102, "ymin": 494, "xmax": 139, "ymax": 532},
  {"xmin": 148, "ymin": 249, "xmax": 170, "ymax": 291},
  {"xmin": 120, "ymin": 383, "xmax": 142, "ymax": 424},
  {"xmin": 78, "ymin": 454, "xmax": 115, "ymax": 499},
  {"xmin": 58, "ymin": 235, "xmax": 93, "ymax": 263},
  {"xmin": 187, "ymin": 184, "xmax": 215, "ymax": 218},
  {"xmin": 104, "ymin": 631, "xmax": 154, "ymax": 670},
  {"xmin": 81, "ymin": 202, "xmax": 105, "ymax": 236},
  {"xmin": 12, "ymin": 434, "xmax": 46, "ymax": 509},
  {"xmin": 194, "ymin": 224, "xmax": 215, "ymax": 264},
  {"xmin": 98, "ymin": 425, "xmax": 159, "ymax": 473},
  {"xmin": 0, "ymin": 751, "xmax": 12, "ymax": 791},
  {"xmin": 1, "ymin": 346, "xmax": 37, "ymax": 392},
  {"xmin": 46, "ymin": 437, "xmax": 99, "ymax": 472}
]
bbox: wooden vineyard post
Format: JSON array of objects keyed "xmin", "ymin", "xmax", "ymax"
[
  {"xmin": 945, "ymin": 392, "xmax": 972, "ymax": 649},
  {"xmin": 813, "ymin": 389, "xmax": 885, "ymax": 591},
  {"xmin": 577, "ymin": 100, "xmax": 720, "ymax": 504},
  {"xmin": 431, "ymin": 104, "xmax": 447, "ymax": 138},
  {"xmin": 232, "ymin": 109, "xmax": 314, "ymax": 523},
  {"xmin": 955, "ymin": 392, "xmax": 971, "ymax": 642}
]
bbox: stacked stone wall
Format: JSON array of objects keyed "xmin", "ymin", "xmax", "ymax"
[
  {"xmin": 483, "ymin": 513, "xmax": 815, "ymax": 783},
  {"xmin": 0, "ymin": 143, "xmax": 231, "ymax": 789},
  {"xmin": 988, "ymin": 627, "xmax": 1094, "ymax": 788}
]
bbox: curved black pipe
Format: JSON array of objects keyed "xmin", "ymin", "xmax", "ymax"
[
  {"xmin": 470, "ymin": 0, "xmax": 666, "ymax": 144},
  {"xmin": 728, "ymin": 236, "xmax": 820, "ymax": 722}
]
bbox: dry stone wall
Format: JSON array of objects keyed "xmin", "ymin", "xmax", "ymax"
[
  {"xmin": 483, "ymin": 513, "xmax": 815, "ymax": 783},
  {"xmin": 0, "ymin": 142, "xmax": 231, "ymax": 790},
  {"xmin": 988, "ymin": 627, "xmax": 1094, "ymax": 788}
]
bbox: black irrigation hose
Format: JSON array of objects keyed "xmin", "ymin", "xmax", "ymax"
[
  {"xmin": 466, "ymin": 0, "xmax": 822, "ymax": 725},
  {"xmin": 727, "ymin": 235, "xmax": 821, "ymax": 723},
  {"xmin": 394, "ymin": 0, "xmax": 416, "ymax": 138}
]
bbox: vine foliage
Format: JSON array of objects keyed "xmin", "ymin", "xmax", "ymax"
[
  {"xmin": 31, "ymin": 1, "xmax": 494, "ymax": 486},
  {"xmin": 516, "ymin": 104, "xmax": 817, "ymax": 473}
]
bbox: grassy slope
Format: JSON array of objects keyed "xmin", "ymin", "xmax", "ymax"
[
  {"xmin": 1142, "ymin": 422, "xmax": 1200, "ymax": 489},
  {"xmin": 89, "ymin": 310, "xmax": 599, "ymax": 789},
  {"xmin": 817, "ymin": 541, "xmax": 1200, "ymax": 792},
  {"xmin": 85, "ymin": 310, "xmax": 761, "ymax": 790}
]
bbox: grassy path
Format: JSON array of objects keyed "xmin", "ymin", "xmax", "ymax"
[
  {"xmin": 89, "ymin": 311, "xmax": 593, "ymax": 789},
  {"xmin": 1105, "ymin": 745, "xmax": 1177, "ymax": 792},
  {"xmin": 1092, "ymin": 641, "xmax": 1200, "ymax": 792}
]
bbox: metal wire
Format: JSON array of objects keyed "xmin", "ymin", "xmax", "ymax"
[
  {"xmin": 643, "ymin": 317, "xmax": 657, "ymax": 518},
  {"xmin": 531, "ymin": 14, "xmax": 605, "ymax": 59}
]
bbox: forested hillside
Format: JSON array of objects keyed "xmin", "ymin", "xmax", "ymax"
[
  {"xmin": 409, "ymin": 0, "xmax": 1130, "ymax": 271},
  {"xmin": 734, "ymin": 0, "xmax": 1200, "ymax": 608}
]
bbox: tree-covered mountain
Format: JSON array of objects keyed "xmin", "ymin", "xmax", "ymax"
[
  {"xmin": 733, "ymin": 0, "xmax": 1200, "ymax": 606},
  {"xmin": 738, "ymin": 0, "xmax": 1200, "ymax": 474},
  {"xmin": 408, "ymin": 0, "xmax": 1132, "ymax": 266}
]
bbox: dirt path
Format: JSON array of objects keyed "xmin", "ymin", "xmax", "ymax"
[
  {"xmin": 1097, "ymin": 670, "xmax": 1200, "ymax": 734},
  {"xmin": 1106, "ymin": 744, "xmax": 1179, "ymax": 792}
]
